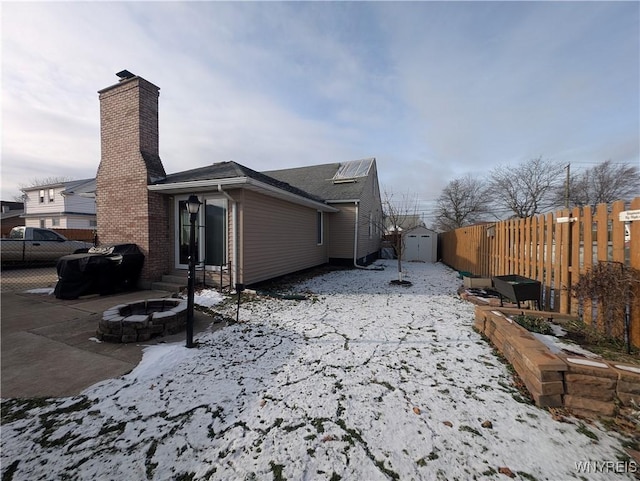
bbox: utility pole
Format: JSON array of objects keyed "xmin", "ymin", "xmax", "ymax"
[{"xmin": 564, "ymin": 163, "xmax": 570, "ymax": 209}]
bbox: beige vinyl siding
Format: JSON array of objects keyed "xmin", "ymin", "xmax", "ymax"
[
  {"xmin": 356, "ymin": 165, "xmax": 383, "ymax": 258},
  {"xmin": 327, "ymin": 204, "xmax": 356, "ymax": 259},
  {"xmin": 240, "ymin": 190, "xmax": 328, "ymax": 285},
  {"xmin": 326, "ymin": 165, "xmax": 382, "ymax": 261}
]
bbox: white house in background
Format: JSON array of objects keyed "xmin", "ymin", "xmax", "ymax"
[
  {"xmin": 21, "ymin": 178, "xmax": 96, "ymax": 230},
  {"xmin": 402, "ymin": 225, "xmax": 438, "ymax": 262},
  {"xmin": 384, "ymin": 214, "xmax": 425, "ymax": 234}
]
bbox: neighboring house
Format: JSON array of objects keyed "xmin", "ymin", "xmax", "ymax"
[
  {"xmin": 384, "ymin": 214, "xmax": 425, "ymax": 234},
  {"xmin": 21, "ymin": 179, "xmax": 96, "ymax": 230},
  {"xmin": 95, "ymin": 71, "xmax": 382, "ymax": 287},
  {"xmin": 402, "ymin": 225, "xmax": 438, "ymax": 263},
  {"xmin": 1, "ymin": 201, "xmax": 25, "ymax": 237}
]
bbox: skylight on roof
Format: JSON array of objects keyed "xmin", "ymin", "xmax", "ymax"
[{"xmin": 332, "ymin": 158, "xmax": 372, "ymax": 181}]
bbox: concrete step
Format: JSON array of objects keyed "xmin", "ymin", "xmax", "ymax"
[
  {"xmin": 162, "ymin": 274, "xmax": 188, "ymax": 285},
  {"xmin": 151, "ymin": 281, "xmax": 185, "ymax": 293},
  {"xmin": 155, "ymin": 270, "xmax": 231, "ymax": 292}
]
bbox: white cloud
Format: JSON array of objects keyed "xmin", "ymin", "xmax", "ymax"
[{"xmin": 1, "ymin": 1, "xmax": 638, "ymax": 203}]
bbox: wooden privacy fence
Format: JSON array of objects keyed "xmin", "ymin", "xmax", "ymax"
[
  {"xmin": 439, "ymin": 197, "xmax": 640, "ymax": 347},
  {"xmin": 52, "ymin": 228, "xmax": 97, "ymax": 244}
]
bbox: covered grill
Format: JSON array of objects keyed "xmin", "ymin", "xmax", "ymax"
[{"xmin": 54, "ymin": 244, "xmax": 144, "ymax": 300}]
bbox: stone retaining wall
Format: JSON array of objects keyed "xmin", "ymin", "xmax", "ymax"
[
  {"xmin": 97, "ymin": 299, "xmax": 188, "ymax": 343},
  {"xmin": 474, "ymin": 306, "xmax": 640, "ymax": 417}
]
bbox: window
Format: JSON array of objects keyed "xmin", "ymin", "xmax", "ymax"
[
  {"xmin": 368, "ymin": 212, "xmax": 373, "ymax": 239},
  {"xmin": 49, "ymin": 188, "xmax": 55, "ymax": 202},
  {"xmin": 39, "ymin": 190, "xmax": 45, "ymax": 203},
  {"xmin": 52, "ymin": 218, "xmax": 60, "ymax": 227},
  {"xmin": 89, "ymin": 220, "xmax": 97, "ymax": 227},
  {"xmin": 39, "ymin": 219, "xmax": 45, "ymax": 228},
  {"xmin": 33, "ymin": 229, "xmax": 63, "ymax": 241},
  {"xmin": 317, "ymin": 211, "xmax": 323, "ymax": 245}
]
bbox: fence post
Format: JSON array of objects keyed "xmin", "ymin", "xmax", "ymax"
[{"xmin": 629, "ymin": 197, "xmax": 640, "ymax": 348}]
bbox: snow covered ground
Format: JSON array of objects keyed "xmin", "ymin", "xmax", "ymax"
[{"xmin": 2, "ymin": 260, "xmax": 637, "ymax": 480}]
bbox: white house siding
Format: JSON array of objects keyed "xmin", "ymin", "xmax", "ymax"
[
  {"xmin": 25, "ymin": 215, "xmax": 95, "ymax": 229},
  {"xmin": 66, "ymin": 216, "xmax": 97, "ymax": 229},
  {"xmin": 23, "ymin": 185, "xmax": 96, "ymax": 229},
  {"xmin": 240, "ymin": 190, "xmax": 329, "ymax": 285},
  {"xmin": 24, "ymin": 186, "xmax": 66, "ymax": 215},
  {"xmin": 66, "ymin": 195, "xmax": 96, "ymax": 215}
]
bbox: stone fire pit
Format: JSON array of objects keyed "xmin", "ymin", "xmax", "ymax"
[{"xmin": 97, "ymin": 298, "xmax": 188, "ymax": 343}]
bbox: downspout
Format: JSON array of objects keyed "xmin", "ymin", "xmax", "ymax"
[{"xmin": 217, "ymin": 184, "xmax": 238, "ymax": 286}]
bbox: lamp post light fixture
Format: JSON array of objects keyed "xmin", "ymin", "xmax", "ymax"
[{"xmin": 186, "ymin": 194, "xmax": 202, "ymax": 348}]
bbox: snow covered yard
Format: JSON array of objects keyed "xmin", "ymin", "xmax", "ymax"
[{"xmin": 1, "ymin": 260, "xmax": 637, "ymax": 480}]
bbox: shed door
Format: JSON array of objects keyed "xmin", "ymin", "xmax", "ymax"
[
  {"xmin": 404, "ymin": 233, "xmax": 435, "ymax": 262},
  {"xmin": 404, "ymin": 235, "xmax": 419, "ymax": 261}
]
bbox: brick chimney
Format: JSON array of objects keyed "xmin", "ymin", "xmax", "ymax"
[{"xmin": 96, "ymin": 72, "xmax": 170, "ymax": 286}]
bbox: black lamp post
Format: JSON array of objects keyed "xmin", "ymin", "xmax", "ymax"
[{"xmin": 186, "ymin": 194, "xmax": 201, "ymax": 348}]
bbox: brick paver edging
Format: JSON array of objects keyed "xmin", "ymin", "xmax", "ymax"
[{"xmin": 474, "ymin": 306, "xmax": 640, "ymax": 417}]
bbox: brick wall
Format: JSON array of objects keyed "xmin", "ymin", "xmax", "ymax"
[{"xmin": 96, "ymin": 76, "xmax": 170, "ymax": 286}]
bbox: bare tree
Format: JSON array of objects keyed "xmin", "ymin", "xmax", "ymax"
[
  {"xmin": 558, "ymin": 160, "xmax": 640, "ymax": 208},
  {"xmin": 19, "ymin": 176, "xmax": 75, "ymax": 190},
  {"xmin": 489, "ymin": 157, "xmax": 564, "ymax": 218},
  {"xmin": 382, "ymin": 191, "xmax": 418, "ymax": 282},
  {"xmin": 433, "ymin": 175, "xmax": 492, "ymax": 231},
  {"xmin": 382, "ymin": 190, "xmax": 420, "ymax": 282}
]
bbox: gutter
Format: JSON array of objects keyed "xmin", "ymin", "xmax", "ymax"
[
  {"xmin": 148, "ymin": 177, "xmax": 338, "ymax": 213},
  {"xmin": 148, "ymin": 177, "xmax": 248, "ymax": 192}
]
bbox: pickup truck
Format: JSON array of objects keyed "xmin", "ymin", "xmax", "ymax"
[{"xmin": 1, "ymin": 227, "xmax": 93, "ymax": 266}]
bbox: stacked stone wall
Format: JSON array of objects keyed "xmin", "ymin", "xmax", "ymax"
[
  {"xmin": 476, "ymin": 309, "xmax": 565, "ymax": 407},
  {"xmin": 474, "ymin": 306, "xmax": 640, "ymax": 417}
]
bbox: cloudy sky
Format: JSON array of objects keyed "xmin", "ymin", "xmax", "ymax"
[{"xmin": 2, "ymin": 1, "xmax": 638, "ymax": 222}]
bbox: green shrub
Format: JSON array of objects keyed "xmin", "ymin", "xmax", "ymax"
[{"xmin": 512, "ymin": 314, "xmax": 553, "ymax": 335}]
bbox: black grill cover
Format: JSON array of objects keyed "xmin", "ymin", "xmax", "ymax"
[{"xmin": 54, "ymin": 244, "xmax": 144, "ymax": 299}]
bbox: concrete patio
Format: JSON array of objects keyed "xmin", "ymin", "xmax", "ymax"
[{"xmin": 1, "ymin": 289, "xmax": 224, "ymax": 398}]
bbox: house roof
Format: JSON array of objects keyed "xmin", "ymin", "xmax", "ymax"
[
  {"xmin": 62, "ymin": 178, "xmax": 96, "ymax": 197},
  {"xmin": 264, "ymin": 158, "xmax": 375, "ymax": 202},
  {"xmin": 1, "ymin": 202, "xmax": 24, "ymax": 220},
  {"xmin": 152, "ymin": 161, "xmax": 326, "ymax": 203},
  {"xmin": 149, "ymin": 161, "xmax": 338, "ymax": 212},
  {"xmin": 384, "ymin": 214, "xmax": 425, "ymax": 232},
  {"xmin": 21, "ymin": 178, "xmax": 96, "ymax": 197}
]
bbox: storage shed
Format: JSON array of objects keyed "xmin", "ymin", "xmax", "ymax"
[{"xmin": 403, "ymin": 226, "xmax": 438, "ymax": 262}]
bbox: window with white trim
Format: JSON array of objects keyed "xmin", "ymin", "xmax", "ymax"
[{"xmin": 49, "ymin": 188, "xmax": 55, "ymax": 202}]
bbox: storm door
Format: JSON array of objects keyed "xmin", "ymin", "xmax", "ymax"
[{"xmin": 203, "ymin": 198, "xmax": 227, "ymax": 268}]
